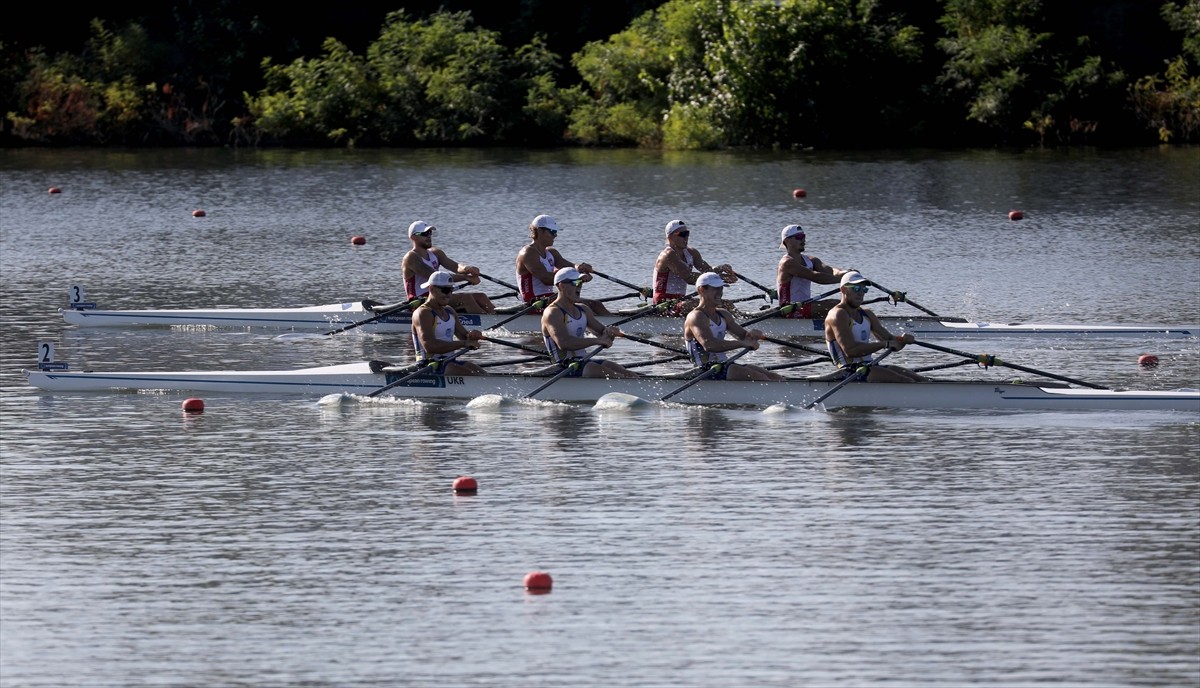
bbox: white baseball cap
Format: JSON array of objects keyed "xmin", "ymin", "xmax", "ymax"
[
  {"xmin": 408, "ymin": 220, "xmax": 435, "ymax": 237},
  {"xmin": 665, "ymin": 219, "xmax": 688, "ymax": 236},
  {"xmin": 553, "ymin": 267, "xmax": 583, "ymax": 285},
  {"xmin": 531, "ymin": 214, "xmax": 560, "ymax": 232},
  {"xmin": 840, "ymin": 270, "xmax": 868, "ymax": 287},
  {"xmin": 779, "ymin": 224, "xmax": 805, "ymax": 247},
  {"xmin": 420, "ymin": 271, "xmax": 455, "ymax": 289},
  {"xmin": 696, "ymin": 272, "xmax": 726, "ymax": 289}
]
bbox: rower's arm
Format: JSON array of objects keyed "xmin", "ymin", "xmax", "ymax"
[
  {"xmin": 413, "ymin": 308, "xmax": 471, "ymax": 355},
  {"xmin": 432, "ymin": 250, "xmax": 480, "ymax": 284},
  {"xmin": 518, "ymin": 246, "xmax": 556, "ymax": 284},
  {"xmin": 543, "ymin": 306, "xmax": 606, "ymax": 351},
  {"xmin": 659, "ymin": 249, "xmax": 696, "ymax": 283},
  {"xmin": 830, "ymin": 309, "xmax": 887, "ymax": 358},
  {"xmin": 687, "ymin": 311, "xmax": 752, "ymax": 353}
]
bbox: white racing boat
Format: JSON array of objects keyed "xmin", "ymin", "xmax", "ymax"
[
  {"xmin": 23, "ymin": 360, "xmax": 1200, "ymax": 412},
  {"xmin": 59, "ymin": 300, "xmax": 1198, "ymax": 340}
]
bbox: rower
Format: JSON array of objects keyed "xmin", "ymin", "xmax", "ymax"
[
  {"xmin": 411, "ymin": 271, "xmax": 487, "ymax": 376},
  {"xmin": 652, "ymin": 219, "xmax": 737, "ymax": 314},
  {"xmin": 541, "ymin": 267, "xmax": 640, "ymax": 379},
  {"xmin": 403, "ymin": 220, "xmax": 495, "ymax": 314},
  {"xmin": 776, "ymin": 224, "xmax": 852, "ymax": 320},
  {"xmin": 516, "ymin": 214, "xmax": 611, "ymax": 315},
  {"xmin": 824, "ymin": 271, "xmax": 928, "ymax": 383},
  {"xmin": 683, "ymin": 272, "xmax": 783, "ymax": 381}
]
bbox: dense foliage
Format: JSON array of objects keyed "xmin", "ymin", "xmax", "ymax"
[{"xmin": 2, "ymin": 0, "xmax": 1197, "ymax": 148}]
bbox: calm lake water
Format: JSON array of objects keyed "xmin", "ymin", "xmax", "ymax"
[{"xmin": 1, "ymin": 147, "xmax": 1198, "ymax": 687}]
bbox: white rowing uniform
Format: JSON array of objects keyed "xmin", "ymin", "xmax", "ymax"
[
  {"xmin": 543, "ymin": 305, "xmax": 591, "ymax": 363},
  {"xmin": 778, "ymin": 254, "xmax": 814, "ymax": 306},
  {"xmin": 412, "ymin": 306, "xmax": 457, "ymax": 363},
  {"xmin": 686, "ymin": 309, "xmax": 730, "ymax": 366},
  {"xmin": 827, "ymin": 308, "xmax": 875, "ymax": 368},
  {"xmin": 519, "ymin": 247, "xmax": 556, "ymax": 303},
  {"xmin": 652, "ymin": 249, "xmax": 694, "ymax": 303},
  {"xmin": 406, "ymin": 252, "xmax": 441, "ymax": 299}
]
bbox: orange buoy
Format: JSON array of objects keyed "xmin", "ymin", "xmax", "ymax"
[
  {"xmin": 182, "ymin": 398, "xmax": 205, "ymax": 413},
  {"xmin": 350, "ymin": 235, "xmax": 367, "ymax": 246},
  {"xmin": 1008, "ymin": 210, "xmax": 1023, "ymax": 221},
  {"xmin": 192, "ymin": 209, "xmax": 207, "ymax": 217},
  {"xmin": 524, "ymin": 571, "xmax": 553, "ymax": 593},
  {"xmin": 792, "ymin": 188, "xmax": 807, "ymax": 198},
  {"xmin": 1138, "ymin": 354, "xmax": 1159, "ymax": 368},
  {"xmin": 452, "ymin": 475, "xmax": 478, "ymax": 493},
  {"xmin": 48, "ymin": 187, "xmax": 61, "ymax": 194}
]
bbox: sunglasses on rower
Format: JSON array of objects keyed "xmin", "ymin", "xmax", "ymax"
[
  {"xmin": 674, "ymin": 230, "xmax": 690, "ymax": 238},
  {"xmin": 416, "ymin": 229, "xmax": 434, "ymax": 238},
  {"xmin": 540, "ymin": 227, "xmax": 558, "ymax": 236},
  {"xmin": 846, "ymin": 284, "xmax": 869, "ymax": 294},
  {"xmin": 436, "ymin": 286, "xmax": 454, "ymax": 294}
]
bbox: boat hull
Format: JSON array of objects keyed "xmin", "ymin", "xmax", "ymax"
[
  {"xmin": 24, "ymin": 363, "xmax": 1200, "ymax": 412},
  {"xmin": 59, "ymin": 305, "xmax": 1198, "ymax": 340}
]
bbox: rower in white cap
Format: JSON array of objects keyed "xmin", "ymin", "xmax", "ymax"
[
  {"xmin": 517, "ymin": 214, "xmax": 611, "ymax": 314},
  {"xmin": 541, "ymin": 267, "xmax": 640, "ymax": 379},
  {"xmin": 652, "ymin": 219, "xmax": 737, "ymax": 314},
  {"xmin": 683, "ymin": 272, "xmax": 783, "ymax": 381},
  {"xmin": 403, "ymin": 220, "xmax": 495, "ymax": 314},
  {"xmin": 410, "ymin": 270, "xmax": 487, "ymax": 376},
  {"xmin": 824, "ymin": 271, "xmax": 927, "ymax": 383},
  {"xmin": 776, "ymin": 224, "xmax": 852, "ymax": 320}
]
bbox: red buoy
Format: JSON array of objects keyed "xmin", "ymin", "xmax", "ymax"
[
  {"xmin": 350, "ymin": 235, "xmax": 367, "ymax": 246},
  {"xmin": 182, "ymin": 398, "xmax": 205, "ymax": 413},
  {"xmin": 792, "ymin": 188, "xmax": 807, "ymax": 198},
  {"xmin": 452, "ymin": 475, "xmax": 478, "ymax": 493},
  {"xmin": 1008, "ymin": 210, "xmax": 1024, "ymax": 221},
  {"xmin": 192, "ymin": 209, "xmax": 207, "ymax": 217},
  {"xmin": 1138, "ymin": 354, "xmax": 1159, "ymax": 368},
  {"xmin": 524, "ymin": 571, "xmax": 553, "ymax": 593},
  {"xmin": 48, "ymin": 187, "xmax": 61, "ymax": 194}
]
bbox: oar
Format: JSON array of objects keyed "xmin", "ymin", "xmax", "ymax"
[
  {"xmin": 766, "ymin": 357, "xmax": 829, "ymax": 370},
  {"xmin": 368, "ymin": 349, "xmax": 468, "ymax": 398},
  {"xmin": 596, "ymin": 291, "xmax": 646, "ymax": 303},
  {"xmin": 480, "ymin": 355, "xmax": 546, "ymax": 368},
  {"xmin": 619, "ymin": 332, "xmax": 687, "ymax": 355},
  {"xmin": 803, "ymin": 349, "xmax": 895, "ymax": 409},
  {"xmin": 523, "ymin": 345, "xmax": 605, "ymax": 399},
  {"xmin": 610, "ymin": 292, "xmax": 698, "ymax": 327},
  {"xmin": 660, "ymin": 348, "xmax": 753, "ymax": 402},
  {"xmin": 481, "ymin": 335, "xmax": 549, "ymax": 356},
  {"xmin": 736, "ymin": 287, "xmax": 840, "ymax": 327},
  {"xmin": 865, "ymin": 280, "xmax": 940, "ymax": 317},
  {"xmin": 624, "ymin": 353, "xmax": 691, "ymax": 369},
  {"xmin": 489, "ymin": 298, "xmax": 548, "ymax": 330},
  {"xmin": 590, "ymin": 271, "xmax": 652, "ymax": 299},
  {"xmin": 478, "ymin": 273, "xmax": 520, "ymax": 292},
  {"xmin": 324, "ymin": 298, "xmax": 423, "ymax": 336},
  {"xmin": 484, "ymin": 290, "xmax": 518, "ymax": 301},
  {"xmin": 760, "ymin": 335, "xmax": 828, "ymax": 356},
  {"xmin": 734, "ymin": 272, "xmax": 777, "ymax": 301},
  {"xmin": 911, "ymin": 340, "xmax": 1109, "ymax": 389}
]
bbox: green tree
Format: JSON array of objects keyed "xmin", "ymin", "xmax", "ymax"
[{"xmin": 1129, "ymin": 1, "xmax": 1200, "ymax": 143}]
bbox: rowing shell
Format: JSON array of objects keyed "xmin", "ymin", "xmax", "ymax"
[
  {"xmin": 59, "ymin": 303, "xmax": 1199, "ymax": 340},
  {"xmin": 23, "ymin": 362, "xmax": 1200, "ymax": 412}
]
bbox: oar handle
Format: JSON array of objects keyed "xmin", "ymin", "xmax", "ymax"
[
  {"xmin": 610, "ymin": 291, "xmax": 699, "ymax": 327},
  {"xmin": 524, "ymin": 345, "xmax": 605, "ymax": 399},
  {"xmin": 734, "ymin": 272, "xmax": 777, "ymax": 301},
  {"xmin": 619, "ymin": 332, "xmax": 687, "ymax": 355},
  {"xmin": 491, "ymin": 298, "xmax": 548, "ymax": 329},
  {"xmin": 866, "ymin": 280, "xmax": 940, "ymax": 317},
  {"xmin": 761, "ymin": 334, "xmax": 827, "ymax": 356},
  {"xmin": 910, "ymin": 340, "xmax": 1108, "ymax": 390},
  {"xmin": 659, "ymin": 347, "xmax": 752, "ymax": 401},
  {"xmin": 590, "ymin": 271, "xmax": 652, "ymax": 299},
  {"xmin": 481, "ymin": 336, "xmax": 548, "ymax": 356},
  {"xmin": 803, "ymin": 349, "xmax": 895, "ymax": 409},
  {"xmin": 478, "ymin": 273, "xmax": 521, "ymax": 292}
]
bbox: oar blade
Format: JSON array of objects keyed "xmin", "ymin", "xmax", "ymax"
[{"xmin": 595, "ymin": 392, "xmax": 649, "ymax": 409}]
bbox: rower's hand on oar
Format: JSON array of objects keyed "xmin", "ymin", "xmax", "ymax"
[
  {"xmin": 715, "ymin": 264, "xmax": 738, "ymax": 283},
  {"xmin": 463, "ymin": 330, "xmax": 485, "ymax": 349},
  {"xmin": 575, "ymin": 262, "xmax": 594, "ymax": 274},
  {"xmin": 886, "ymin": 333, "xmax": 915, "ymax": 351}
]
